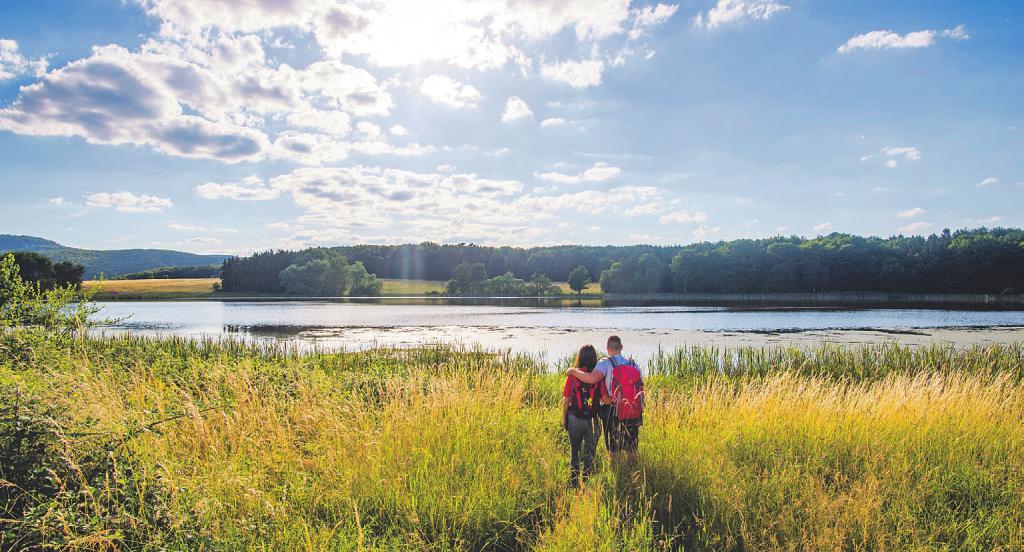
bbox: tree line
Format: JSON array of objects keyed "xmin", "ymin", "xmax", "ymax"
[
  {"xmin": 0, "ymin": 252, "xmax": 84, "ymax": 290},
  {"xmin": 220, "ymin": 248, "xmax": 380, "ymax": 296},
  {"xmin": 220, "ymin": 228, "xmax": 1024, "ymax": 295}
]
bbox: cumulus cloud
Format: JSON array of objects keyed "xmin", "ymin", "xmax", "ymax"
[
  {"xmin": 196, "ymin": 165, "xmax": 684, "ymax": 245},
  {"xmin": 196, "ymin": 176, "xmax": 282, "ymax": 201},
  {"xmin": 977, "ymin": 177, "xmax": 998, "ymax": 188},
  {"xmin": 629, "ymin": 4, "xmax": 680, "ymax": 39},
  {"xmin": 540, "ymin": 58, "xmax": 604, "ymax": 88},
  {"xmin": 692, "ymin": 224, "xmax": 721, "ymax": 239},
  {"xmin": 49, "ymin": 197, "xmax": 65, "ymax": 206},
  {"xmin": 540, "ymin": 117, "xmax": 566, "ymax": 128},
  {"xmin": 812, "ymin": 222, "xmax": 833, "ymax": 234},
  {"xmin": 898, "ymin": 221, "xmax": 932, "ymax": 234},
  {"xmin": 659, "ymin": 210, "xmax": 708, "ymax": 224},
  {"xmin": 536, "ymin": 162, "xmax": 621, "ymax": 184},
  {"xmin": 0, "ymin": 45, "xmax": 270, "ymax": 162},
  {"xmin": 881, "ymin": 146, "xmax": 921, "ymax": 168},
  {"xmin": 501, "ymin": 96, "xmax": 533, "ymax": 123},
  {"xmin": 0, "ymin": 38, "xmax": 47, "ymax": 81},
  {"xmin": 136, "ymin": 0, "xmax": 638, "ymax": 70},
  {"xmin": 419, "ymin": 74, "xmax": 481, "ymax": 108},
  {"xmin": 693, "ymin": 0, "xmax": 789, "ymax": 30},
  {"xmin": 86, "ymin": 191, "xmax": 173, "ymax": 213},
  {"xmin": 838, "ymin": 24, "xmax": 969, "ymax": 54},
  {"xmin": 897, "ymin": 207, "xmax": 926, "ymax": 219}
]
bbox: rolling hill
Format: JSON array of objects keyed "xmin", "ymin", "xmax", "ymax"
[{"xmin": 0, "ymin": 234, "xmax": 230, "ymax": 278}]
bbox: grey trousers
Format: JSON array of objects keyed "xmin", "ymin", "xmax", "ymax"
[{"xmin": 566, "ymin": 413, "xmax": 598, "ymax": 486}]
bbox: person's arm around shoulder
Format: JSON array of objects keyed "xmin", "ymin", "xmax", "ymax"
[{"xmin": 567, "ymin": 361, "xmax": 606, "ymax": 385}]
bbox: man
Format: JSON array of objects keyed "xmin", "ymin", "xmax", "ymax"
[{"xmin": 566, "ymin": 335, "xmax": 640, "ymax": 462}]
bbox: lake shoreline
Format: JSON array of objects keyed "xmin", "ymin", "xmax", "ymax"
[{"xmin": 88, "ymin": 291, "xmax": 1024, "ymax": 310}]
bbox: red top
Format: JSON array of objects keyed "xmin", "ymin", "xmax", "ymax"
[{"xmin": 562, "ymin": 375, "xmax": 574, "ymax": 397}]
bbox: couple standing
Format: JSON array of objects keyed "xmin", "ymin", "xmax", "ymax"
[{"xmin": 560, "ymin": 335, "xmax": 644, "ymax": 487}]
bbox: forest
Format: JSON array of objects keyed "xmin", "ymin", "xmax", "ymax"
[{"xmin": 219, "ymin": 228, "xmax": 1024, "ymax": 295}]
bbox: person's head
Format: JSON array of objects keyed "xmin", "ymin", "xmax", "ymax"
[
  {"xmin": 574, "ymin": 344, "xmax": 598, "ymax": 372},
  {"xmin": 606, "ymin": 335, "xmax": 623, "ymax": 356}
]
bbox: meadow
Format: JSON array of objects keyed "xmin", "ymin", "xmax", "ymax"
[
  {"xmin": 2, "ymin": 332, "xmax": 1022, "ymax": 550},
  {"xmin": 81, "ymin": 278, "xmax": 600, "ymax": 299}
]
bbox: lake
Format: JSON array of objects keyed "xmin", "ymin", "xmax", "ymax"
[{"xmin": 95, "ymin": 300, "xmax": 1024, "ymax": 365}]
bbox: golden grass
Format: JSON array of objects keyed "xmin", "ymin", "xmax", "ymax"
[
  {"xmin": 4, "ymin": 338, "xmax": 1022, "ymax": 549},
  {"xmin": 82, "ymin": 277, "xmax": 219, "ymax": 297}
]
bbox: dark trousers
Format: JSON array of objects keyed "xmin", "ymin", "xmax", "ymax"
[{"xmin": 566, "ymin": 413, "xmax": 597, "ymax": 486}]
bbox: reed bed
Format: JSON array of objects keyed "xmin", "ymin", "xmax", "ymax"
[{"xmin": 2, "ymin": 336, "xmax": 1022, "ymax": 550}]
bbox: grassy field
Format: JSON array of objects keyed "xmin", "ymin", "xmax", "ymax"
[
  {"xmin": 81, "ymin": 277, "xmax": 599, "ymax": 298},
  {"xmin": 2, "ymin": 335, "xmax": 1022, "ymax": 550},
  {"xmin": 81, "ymin": 277, "xmax": 219, "ymax": 298}
]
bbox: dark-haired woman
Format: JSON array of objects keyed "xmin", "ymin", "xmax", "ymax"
[{"xmin": 561, "ymin": 344, "xmax": 602, "ymax": 487}]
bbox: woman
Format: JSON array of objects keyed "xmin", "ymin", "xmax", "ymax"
[{"xmin": 561, "ymin": 344, "xmax": 602, "ymax": 488}]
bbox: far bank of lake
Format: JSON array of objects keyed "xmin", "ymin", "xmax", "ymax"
[{"xmin": 95, "ymin": 300, "xmax": 1024, "ymax": 365}]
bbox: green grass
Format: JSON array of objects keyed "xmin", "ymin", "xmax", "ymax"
[
  {"xmin": 2, "ymin": 338, "xmax": 1022, "ymax": 549},
  {"xmin": 82, "ymin": 277, "xmax": 601, "ymax": 299},
  {"xmin": 379, "ymin": 278, "xmax": 447, "ymax": 295}
]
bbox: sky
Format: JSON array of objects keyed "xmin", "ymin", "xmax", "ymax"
[{"xmin": 0, "ymin": 0, "xmax": 1021, "ymax": 255}]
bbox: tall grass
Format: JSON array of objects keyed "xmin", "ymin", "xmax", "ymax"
[{"xmin": 2, "ymin": 336, "xmax": 1022, "ymax": 549}]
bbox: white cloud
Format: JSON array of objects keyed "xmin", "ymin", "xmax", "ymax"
[
  {"xmin": 898, "ymin": 221, "xmax": 932, "ymax": 234},
  {"xmin": 186, "ymin": 236, "xmax": 223, "ymax": 245},
  {"xmin": 286, "ymin": 110, "xmax": 352, "ymax": 136},
  {"xmin": 540, "ymin": 117, "xmax": 567, "ymax": 128},
  {"xmin": 136, "ymin": 0, "xmax": 637, "ymax": 70},
  {"xmin": 435, "ymin": 164, "xmax": 455, "ymax": 173},
  {"xmin": 86, "ymin": 191, "xmax": 173, "ymax": 213},
  {"xmin": 965, "ymin": 215, "xmax": 1002, "ymax": 226},
  {"xmin": 389, "ymin": 125, "xmax": 408, "ymax": 136},
  {"xmin": 942, "ymin": 24, "xmax": 970, "ymax": 41},
  {"xmin": 540, "ymin": 58, "xmax": 604, "ymax": 88},
  {"xmin": 977, "ymin": 177, "xmax": 998, "ymax": 188},
  {"xmin": 419, "ymin": 74, "xmax": 481, "ymax": 108},
  {"xmin": 0, "ymin": 38, "xmax": 47, "ymax": 82},
  {"xmin": 774, "ymin": 225, "xmax": 789, "ymax": 233},
  {"xmin": 0, "ymin": 44, "xmax": 271, "ymax": 163},
  {"xmin": 536, "ymin": 162, "xmax": 621, "ymax": 184},
  {"xmin": 625, "ymin": 202, "xmax": 663, "ymax": 216},
  {"xmin": 168, "ymin": 223, "xmax": 207, "ymax": 231},
  {"xmin": 693, "ymin": 0, "xmax": 789, "ymax": 30},
  {"xmin": 812, "ymin": 222, "xmax": 833, "ymax": 234},
  {"xmin": 692, "ymin": 224, "xmax": 721, "ymax": 240},
  {"xmin": 897, "ymin": 207, "xmax": 926, "ymax": 219},
  {"xmin": 501, "ymin": 96, "xmax": 533, "ymax": 123},
  {"xmin": 629, "ymin": 4, "xmax": 680, "ymax": 39},
  {"xmin": 838, "ymin": 25, "xmax": 969, "ymax": 54},
  {"xmin": 659, "ymin": 210, "xmax": 709, "ymax": 224},
  {"xmin": 196, "ymin": 176, "xmax": 282, "ymax": 201},
  {"xmin": 881, "ymin": 146, "xmax": 921, "ymax": 167},
  {"xmin": 48, "ymin": 197, "xmax": 65, "ymax": 206}
]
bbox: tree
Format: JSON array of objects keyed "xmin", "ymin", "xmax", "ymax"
[
  {"xmin": 2, "ymin": 252, "xmax": 84, "ymax": 290},
  {"xmin": 278, "ymin": 249, "xmax": 357, "ymax": 296},
  {"xmin": 567, "ymin": 265, "xmax": 591, "ymax": 295},
  {"xmin": 527, "ymin": 273, "xmax": 560, "ymax": 296}
]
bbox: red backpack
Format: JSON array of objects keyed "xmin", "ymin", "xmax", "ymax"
[
  {"xmin": 610, "ymin": 357, "xmax": 644, "ymax": 422},
  {"xmin": 568, "ymin": 372, "xmax": 602, "ymax": 419}
]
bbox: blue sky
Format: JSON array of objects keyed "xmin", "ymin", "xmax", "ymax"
[{"xmin": 0, "ymin": 0, "xmax": 1021, "ymax": 254}]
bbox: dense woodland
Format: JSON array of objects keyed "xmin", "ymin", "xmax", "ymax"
[
  {"xmin": 220, "ymin": 228, "xmax": 1024, "ymax": 295},
  {"xmin": 1, "ymin": 252, "xmax": 84, "ymax": 290}
]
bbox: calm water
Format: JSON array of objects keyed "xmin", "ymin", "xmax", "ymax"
[{"xmin": 96, "ymin": 300, "xmax": 1024, "ymax": 363}]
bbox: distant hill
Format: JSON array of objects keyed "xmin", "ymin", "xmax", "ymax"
[{"xmin": 0, "ymin": 234, "xmax": 230, "ymax": 278}]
